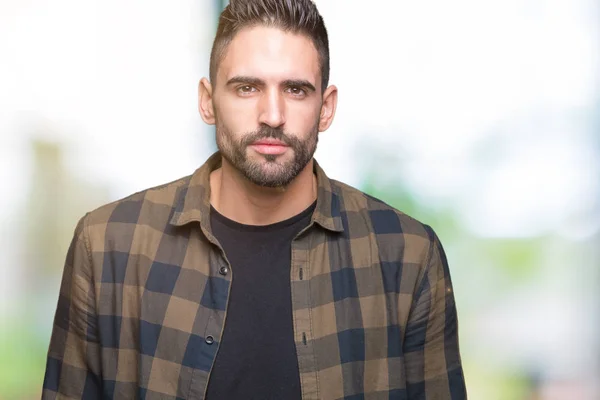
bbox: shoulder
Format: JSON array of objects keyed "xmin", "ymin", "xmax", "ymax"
[
  {"xmin": 329, "ymin": 178, "xmax": 438, "ymax": 253},
  {"xmin": 79, "ymin": 173, "xmax": 193, "ymax": 239}
]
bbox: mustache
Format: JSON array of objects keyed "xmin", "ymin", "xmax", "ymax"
[{"xmin": 240, "ymin": 126, "xmax": 293, "ymax": 147}]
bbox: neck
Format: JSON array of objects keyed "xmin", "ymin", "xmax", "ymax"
[{"xmin": 210, "ymin": 158, "xmax": 317, "ymax": 226}]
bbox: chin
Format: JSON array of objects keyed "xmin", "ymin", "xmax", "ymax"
[{"xmin": 252, "ymin": 152, "xmax": 291, "ymax": 164}]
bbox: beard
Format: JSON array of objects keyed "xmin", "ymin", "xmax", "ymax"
[{"xmin": 215, "ymin": 119, "xmax": 319, "ymax": 188}]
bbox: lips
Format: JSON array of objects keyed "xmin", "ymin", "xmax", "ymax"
[
  {"xmin": 250, "ymin": 139, "xmax": 289, "ymax": 155},
  {"xmin": 252, "ymin": 138, "xmax": 288, "ymax": 146}
]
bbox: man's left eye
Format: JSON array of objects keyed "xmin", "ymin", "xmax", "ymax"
[{"xmin": 287, "ymin": 87, "xmax": 306, "ymax": 96}]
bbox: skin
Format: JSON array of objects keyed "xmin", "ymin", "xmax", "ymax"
[{"xmin": 198, "ymin": 25, "xmax": 338, "ymax": 226}]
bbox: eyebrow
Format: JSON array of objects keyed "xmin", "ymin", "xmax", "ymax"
[{"xmin": 226, "ymin": 76, "xmax": 317, "ymax": 93}]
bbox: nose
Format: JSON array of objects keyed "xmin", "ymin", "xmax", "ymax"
[{"xmin": 258, "ymin": 88, "xmax": 286, "ymax": 128}]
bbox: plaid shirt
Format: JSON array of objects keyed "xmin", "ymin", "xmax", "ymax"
[{"xmin": 43, "ymin": 151, "xmax": 466, "ymax": 400}]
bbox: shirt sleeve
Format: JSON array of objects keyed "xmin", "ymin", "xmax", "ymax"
[
  {"xmin": 403, "ymin": 227, "xmax": 467, "ymax": 399},
  {"xmin": 42, "ymin": 214, "xmax": 103, "ymax": 399}
]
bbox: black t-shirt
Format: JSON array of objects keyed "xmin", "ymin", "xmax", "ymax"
[{"xmin": 205, "ymin": 201, "xmax": 316, "ymax": 400}]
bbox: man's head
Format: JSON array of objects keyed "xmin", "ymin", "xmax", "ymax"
[{"xmin": 198, "ymin": 0, "xmax": 338, "ymax": 188}]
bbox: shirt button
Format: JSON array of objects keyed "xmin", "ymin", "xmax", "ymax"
[
  {"xmin": 219, "ymin": 266, "xmax": 229, "ymax": 276},
  {"xmin": 205, "ymin": 335, "xmax": 214, "ymax": 345}
]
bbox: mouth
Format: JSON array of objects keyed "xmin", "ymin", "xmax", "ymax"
[{"xmin": 249, "ymin": 139, "xmax": 290, "ymax": 155}]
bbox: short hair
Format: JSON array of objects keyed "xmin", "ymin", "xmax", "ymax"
[{"xmin": 209, "ymin": 0, "xmax": 330, "ymax": 93}]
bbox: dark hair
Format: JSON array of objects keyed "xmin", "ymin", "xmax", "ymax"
[{"xmin": 209, "ymin": 0, "xmax": 330, "ymax": 92}]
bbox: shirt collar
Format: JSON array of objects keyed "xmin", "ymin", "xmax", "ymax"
[{"xmin": 169, "ymin": 151, "xmax": 344, "ymax": 234}]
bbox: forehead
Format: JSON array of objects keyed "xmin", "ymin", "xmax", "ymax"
[{"xmin": 219, "ymin": 26, "xmax": 320, "ymax": 86}]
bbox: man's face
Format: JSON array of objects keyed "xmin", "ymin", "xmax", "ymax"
[{"xmin": 211, "ymin": 26, "xmax": 324, "ymax": 188}]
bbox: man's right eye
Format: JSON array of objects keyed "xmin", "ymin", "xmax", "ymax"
[{"xmin": 237, "ymin": 85, "xmax": 256, "ymax": 94}]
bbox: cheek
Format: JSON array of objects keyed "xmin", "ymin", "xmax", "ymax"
[
  {"xmin": 286, "ymin": 103, "xmax": 321, "ymax": 134},
  {"xmin": 215, "ymin": 99, "xmax": 255, "ymax": 134},
  {"xmin": 221, "ymin": 96, "xmax": 256, "ymax": 115}
]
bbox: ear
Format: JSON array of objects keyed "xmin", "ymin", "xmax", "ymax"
[
  {"xmin": 318, "ymin": 85, "xmax": 338, "ymax": 132},
  {"xmin": 198, "ymin": 77, "xmax": 216, "ymax": 125}
]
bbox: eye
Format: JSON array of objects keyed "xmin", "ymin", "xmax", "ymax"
[
  {"xmin": 286, "ymin": 86, "xmax": 307, "ymax": 97},
  {"xmin": 237, "ymin": 85, "xmax": 257, "ymax": 95}
]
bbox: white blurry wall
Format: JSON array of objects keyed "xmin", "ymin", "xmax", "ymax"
[{"xmin": 0, "ymin": 0, "xmax": 598, "ymax": 398}]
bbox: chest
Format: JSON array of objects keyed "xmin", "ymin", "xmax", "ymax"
[
  {"xmin": 96, "ymin": 226, "xmax": 417, "ymax": 335},
  {"xmin": 94, "ymin": 227, "xmax": 419, "ymax": 398}
]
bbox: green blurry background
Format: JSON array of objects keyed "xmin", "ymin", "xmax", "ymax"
[{"xmin": 1, "ymin": 0, "xmax": 598, "ymax": 399}]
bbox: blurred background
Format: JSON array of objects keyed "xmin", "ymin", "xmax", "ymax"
[{"xmin": 1, "ymin": 0, "xmax": 598, "ymax": 398}]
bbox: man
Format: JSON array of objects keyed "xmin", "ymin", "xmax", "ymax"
[{"xmin": 43, "ymin": 0, "xmax": 467, "ymax": 399}]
